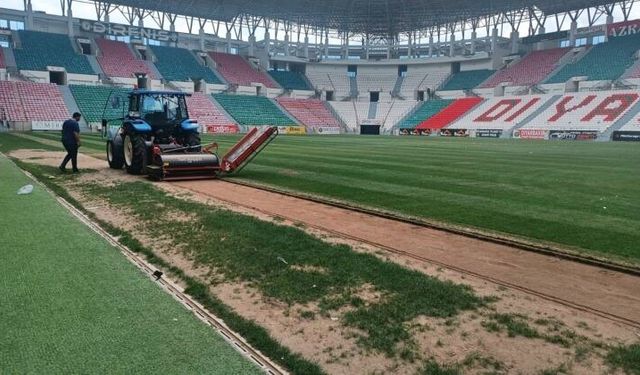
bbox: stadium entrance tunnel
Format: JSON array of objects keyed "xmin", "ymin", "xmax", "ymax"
[{"xmin": 49, "ymin": 70, "xmax": 66, "ymax": 85}]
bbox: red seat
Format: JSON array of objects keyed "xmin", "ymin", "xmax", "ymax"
[
  {"xmin": 276, "ymin": 98, "xmax": 341, "ymax": 130},
  {"xmin": 209, "ymin": 52, "xmax": 277, "ymax": 88},
  {"xmin": 416, "ymin": 97, "xmax": 483, "ymax": 130},
  {"xmin": 480, "ymin": 48, "xmax": 571, "ymax": 88},
  {"xmin": 96, "ymin": 38, "xmax": 157, "ymax": 79},
  {"xmin": 0, "ymin": 81, "xmax": 69, "ymax": 122}
]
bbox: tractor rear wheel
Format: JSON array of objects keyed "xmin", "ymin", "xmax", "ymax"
[
  {"xmin": 123, "ymin": 134, "xmax": 146, "ymax": 175},
  {"xmin": 184, "ymin": 133, "xmax": 202, "ymax": 152},
  {"xmin": 106, "ymin": 140, "xmax": 124, "ymax": 169}
]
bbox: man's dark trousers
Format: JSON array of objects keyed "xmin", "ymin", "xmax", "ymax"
[{"xmin": 61, "ymin": 141, "xmax": 79, "ymax": 171}]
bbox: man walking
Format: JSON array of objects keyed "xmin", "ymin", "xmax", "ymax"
[{"xmin": 59, "ymin": 112, "xmax": 82, "ymax": 173}]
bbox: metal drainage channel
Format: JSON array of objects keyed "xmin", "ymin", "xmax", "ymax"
[{"xmin": 17, "ymin": 166, "xmax": 287, "ymax": 375}]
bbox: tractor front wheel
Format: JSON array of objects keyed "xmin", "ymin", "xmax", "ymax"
[
  {"xmin": 184, "ymin": 133, "xmax": 202, "ymax": 152},
  {"xmin": 106, "ymin": 140, "xmax": 124, "ymax": 169},
  {"xmin": 123, "ymin": 134, "xmax": 147, "ymax": 175}
]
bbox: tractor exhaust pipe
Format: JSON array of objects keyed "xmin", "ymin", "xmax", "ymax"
[{"xmin": 135, "ymin": 73, "xmax": 149, "ymax": 89}]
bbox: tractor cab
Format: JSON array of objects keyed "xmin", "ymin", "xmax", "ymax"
[{"xmin": 127, "ymin": 91, "xmax": 190, "ymax": 141}]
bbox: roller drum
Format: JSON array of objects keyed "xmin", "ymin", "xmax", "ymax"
[{"xmin": 158, "ymin": 154, "xmax": 220, "ymax": 168}]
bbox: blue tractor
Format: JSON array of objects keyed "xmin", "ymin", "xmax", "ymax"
[{"xmin": 103, "ymin": 90, "xmax": 278, "ymax": 180}]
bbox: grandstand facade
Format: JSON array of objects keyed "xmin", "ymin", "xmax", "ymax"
[{"xmin": 1, "ymin": 1, "xmax": 640, "ymax": 141}]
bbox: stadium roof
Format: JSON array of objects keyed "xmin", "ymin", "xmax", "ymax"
[{"xmin": 103, "ymin": 0, "xmax": 616, "ymax": 36}]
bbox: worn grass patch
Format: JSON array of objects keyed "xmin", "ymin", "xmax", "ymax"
[
  {"xmin": 81, "ymin": 180, "xmax": 484, "ymax": 356},
  {"xmin": 606, "ymin": 343, "xmax": 640, "ymax": 375}
]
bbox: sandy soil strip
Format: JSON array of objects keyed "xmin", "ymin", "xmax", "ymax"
[{"xmin": 172, "ymin": 179, "xmax": 640, "ymax": 327}]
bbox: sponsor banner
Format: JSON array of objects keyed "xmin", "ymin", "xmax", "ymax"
[
  {"xmin": 612, "ymin": 131, "xmax": 640, "ymax": 141},
  {"xmin": 32, "ymin": 121, "xmax": 62, "ymax": 131},
  {"xmin": 205, "ymin": 125, "xmax": 238, "ymax": 134},
  {"xmin": 401, "ymin": 129, "xmax": 432, "ymax": 136},
  {"xmin": 80, "ymin": 20, "xmax": 178, "ymax": 43},
  {"xmin": 277, "ymin": 126, "xmax": 307, "ymax": 135},
  {"xmin": 576, "ymin": 24, "xmax": 607, "ymax": 36},
  {"xmin": 316, "ymin": 126, "xmax": 340, "ymax": 135},
  {"xmin": 549, "ymin": 130, "xmax": 598, "ymax": 141},
  {"xmin": 608, "ymin": 19, "xmax": 640, "ymax": 37},
  {"xmin": 440, "ymin": 129, "xmax": 469, "ymax": 137},
  {"xmin": 360, "ymin": 119, "xmax": 382, "ymax": 126},
  {"xmin": 513, "ymin": 129, "xmax": 548, "ymax": 140},
  {"xmin": 474, "ymin": 129, "xmax": 503, "ymax": 138}
]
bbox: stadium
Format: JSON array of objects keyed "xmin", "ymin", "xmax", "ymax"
[{"xmin": 1, "ymin": 0, "xmax": 639, "ymax": 373}]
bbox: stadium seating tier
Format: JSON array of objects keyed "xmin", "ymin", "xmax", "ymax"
[
  {"xmin": 441, "ymin": 70, "xmax": 495, "ymax": 91},
  {"xmin": 186, "ymin": 92, "xmax": 238, "ymax": 132},
  {"xmin": 546, "ymin": 36, "xmax": 640, "ymax": 83},
  {"xmin": 210, "ymin": 52, "xmax": 276, "ymax": 88},
  {"xmin": 150, "ymin": 45, "xmax": 221, "ymax": 84},
  {"xmin": 399, "ymin": 100, "xmax": 453, "ymax": 129},
  {"xmin": 418, "ymin": 97, "xmax": 483, "ymax": 129},
  {"xmin": 521, "ymin": 92, "xmax": 640, "ymax": 132},
  {"xmin": 268, "ymin": 71, "xmax": 312, "ymax": 90},
  {"xmin": 96, "ymin": 38, "xmax": 157, "ymax": 79},
  {"xmin": 481, "ymin": 48, "xmax": 570, "ymax": 88},
  {"xmin": 69, "ymin": 85, "xmax": 130, "ymax": 123},
  {"xmin": 0, "ymin": 81, "xmax": 69, "ymax": 122},
  {"xmin": 14, "ymin": 30, "xmax": 94, "ymax": 74},
  {"xmin": 213, "ymin": 94, "xmax": 295, "ymax": 126},
  {"xmin": 276, "ymin": 98, "xmax": 340, "ymax": 130}
]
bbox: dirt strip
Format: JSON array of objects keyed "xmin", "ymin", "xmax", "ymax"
[{"xmin": 172, "ymin": 179, "xmax": 640, "ymax": 327}]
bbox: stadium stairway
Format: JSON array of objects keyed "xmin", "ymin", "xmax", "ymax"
[
  {"xmin": 2, "ymin": 47, "xmax": 16, "ymax": 70},
  {"xmin": 325, "ymin": 101, "xmax": 350, "ymax": 132},
  {"xmin": 368, "ymin": 101, "xmax": 378, "ymax": 119},
  {"xmin": 392, "ymin": 75, "xmax": 404, "ymax": 98},
  {"xmin": 599, "ymin": 99, "xmax": 640, "ymax": 140},
  {"xmin": 349, "ymin": 76, "xmax": 358, "ymax": 98},
  {"xmin": 204, "ymin": 94, "xmax": 243, "ymax": 130},
  {"xmin": 507, "ymin": 95, "xmax": 562, "ymax": 137},
  {"xmin": 271, "ymin": 98, "xmax": 302, "ymax": 125},
  {"xmin": 190, "ymin": 50, "xmax": 227, "ymax": 84},
  {"xmin": 58, "ymin": 85, "xmax": 89, "ymax": 129},
  {"xmin": 621, "ymin": 54, "xmax": 640, "ymax": 79},
  {"xmin": 417, "ymin": 97, "xmax": 483, "ymax": 130},
  {"xmin": 86, "ymin": 55, "xmax": 106, "ymax": 79},
  {"xmin": 138, "ymin": 47, "xmax": 164, "ymax": 80}
]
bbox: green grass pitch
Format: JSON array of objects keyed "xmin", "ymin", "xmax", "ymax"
[
  {"xmin": 206, "ymin": 135, "xmax": 640, "ymax": 264},
  {"xmin": 0, "ymin": 153, "xmax": 259, "ymax": 374}
]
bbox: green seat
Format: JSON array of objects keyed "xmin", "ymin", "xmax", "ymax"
[
  {"xmin": 212, "ymin": 94, "xmax": 296, "ymax": 126},
  {"xmin": 546, "ymin": 35, "xmax": 640, "ymax": 83},
  {"xmin": 14, "ymin": 30, "xmax": 94, "ymax": 74},
  {"xmin": 441, "ymin": 70, "xmax": 495, "ymax": 91},
  {"xmin": 150, "ymin": 45, "xmax": 221, "ymax": 84},
  {"xmin": 268, "ymin": 71, "xmax": 312, "ymax": 90},
  {"xmin": 398, "ymin": 100, "xmax": 453, "ymax": 129},
  {"xmin": 69, "ymin": 85, "xmax": 130, "ymax": 123}
]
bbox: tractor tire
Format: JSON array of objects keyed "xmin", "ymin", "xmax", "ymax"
[
  {"xmin": 123, "ymin": 133, "xmax": 147, "ymax": 175},
  {"xmin": 106, "ymin": 140, "xmax": 124, "ymax": 169},
  {"xmin": 184, "ymin": 133, "xmax": 202, "ymax": 152}
]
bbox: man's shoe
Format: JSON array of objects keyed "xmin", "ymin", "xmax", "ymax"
[
  {"xmin": 59, "ymin": 166, "xmax": 66, "ymax": 173},
  {"xmin": 72, "ymin": 169, "xmax": 80, "ymax": 174}
]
